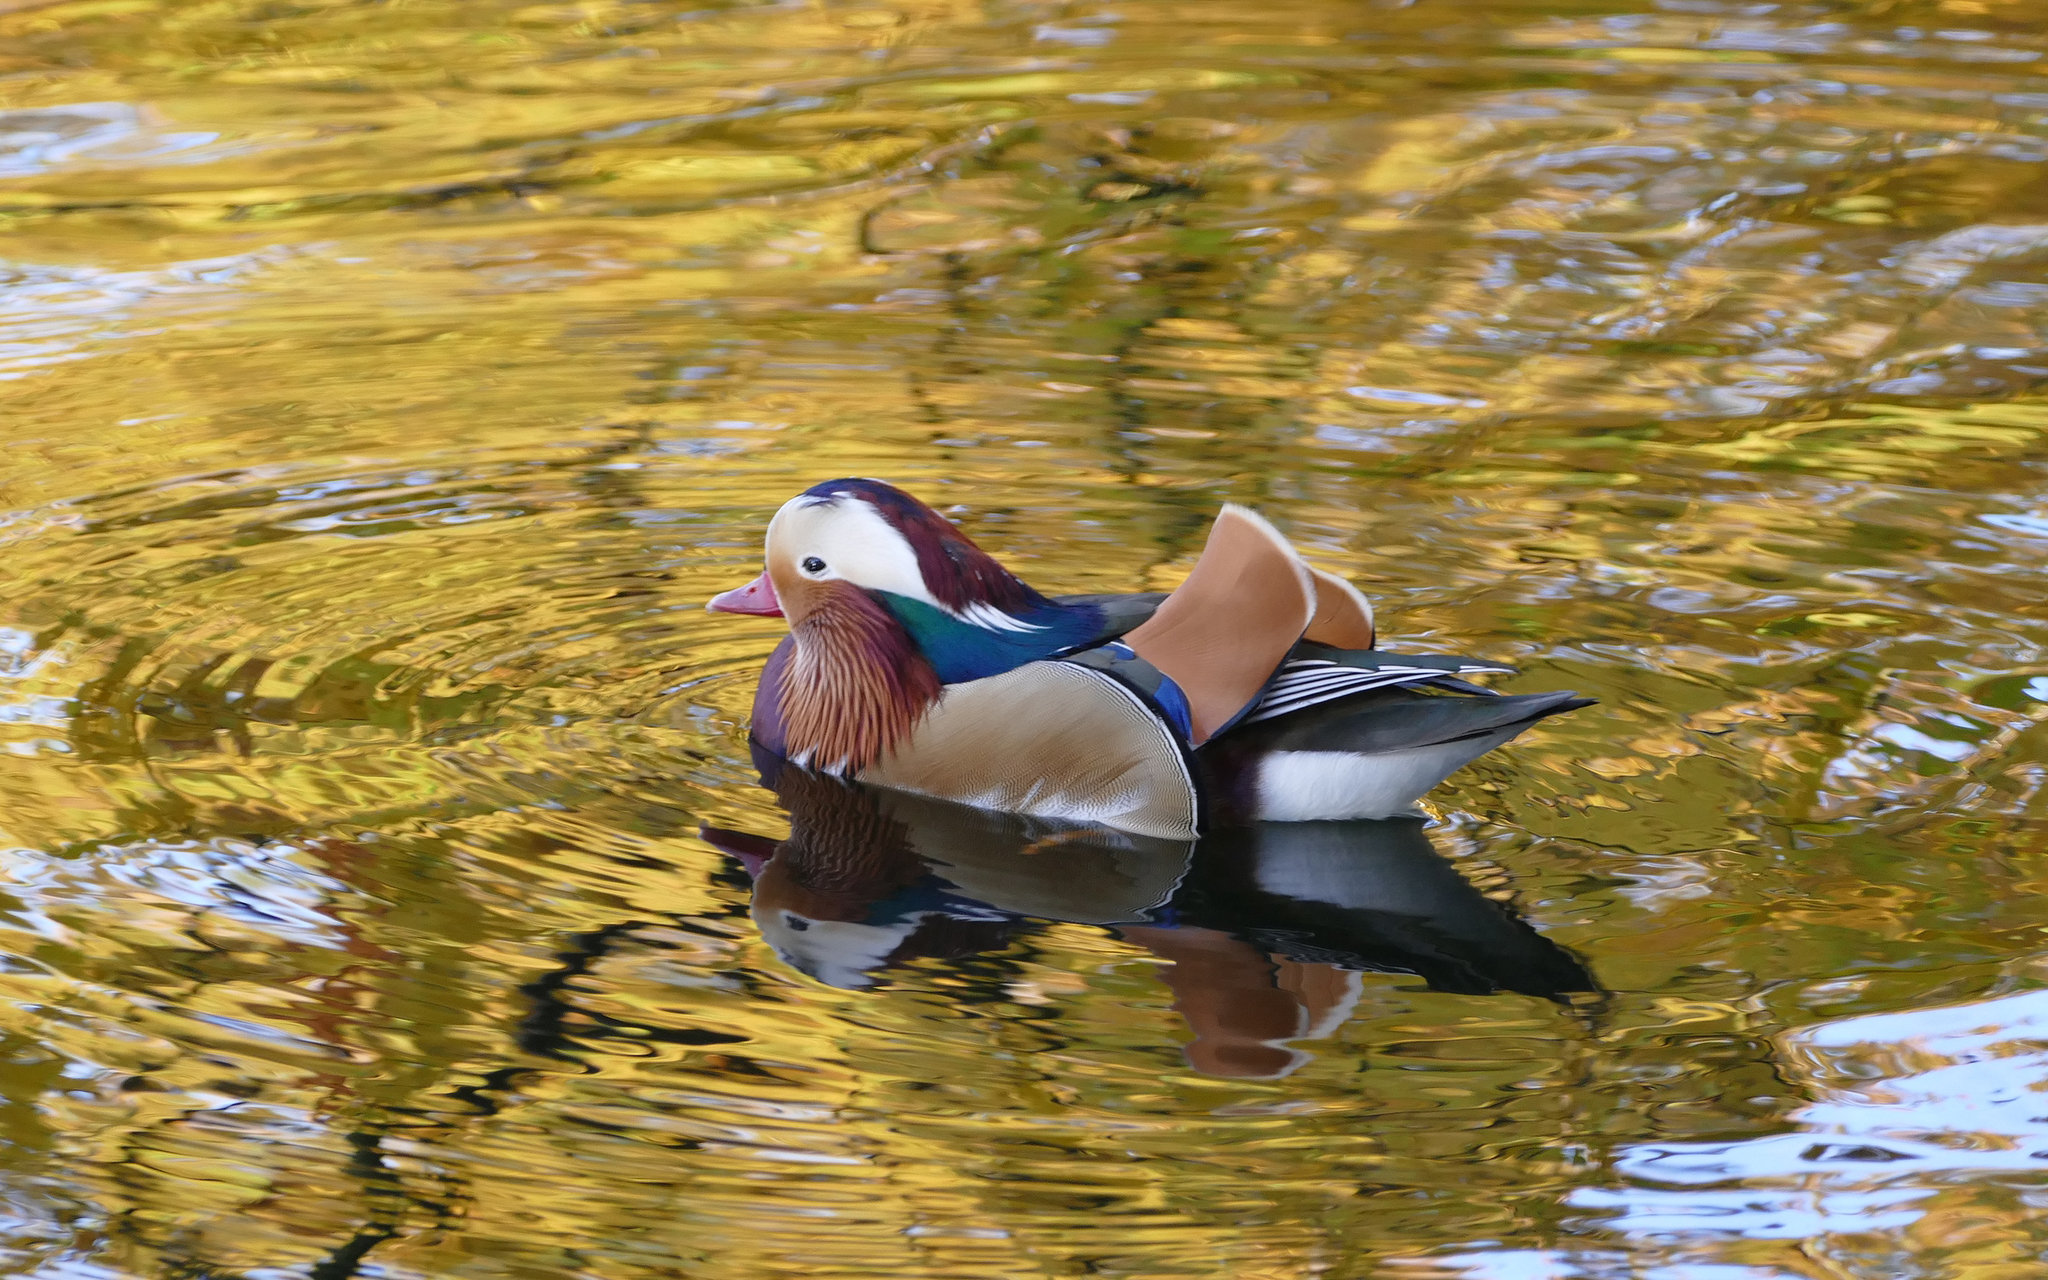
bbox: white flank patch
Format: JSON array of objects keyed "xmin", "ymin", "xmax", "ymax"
[{"xmin": 1253, "ymin": 733, "xmax": 1516, "ymax": 821}]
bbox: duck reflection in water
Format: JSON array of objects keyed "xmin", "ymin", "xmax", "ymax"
[{"xmin": 703, "ymin": 753, "xmax": 1596, "ymax": 1080}]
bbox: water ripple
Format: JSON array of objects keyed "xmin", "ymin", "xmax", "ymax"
[{"xmin": 0, "ymin": 0, "xmax": 2045, "ymax": 1275}]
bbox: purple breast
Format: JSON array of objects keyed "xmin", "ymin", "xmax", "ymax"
[{"xmin": 749, "ymin": 636, "xmax": 794, "ymax": 757}]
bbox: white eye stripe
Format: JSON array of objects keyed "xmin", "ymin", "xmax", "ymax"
[
  {"xmin": 770, "ymin": 497, "xmax": 938, "ymax": 604},
  {"xmin": 767, "ymin": 495, "xmax": 1043, "ymax": 631}
]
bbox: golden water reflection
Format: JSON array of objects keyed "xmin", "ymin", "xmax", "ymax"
[{"xmin": 2, "ymin": 0, "xmax": 2048, "ymax": 1273}]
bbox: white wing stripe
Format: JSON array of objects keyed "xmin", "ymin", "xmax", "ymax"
[
  {"xmin": 957, "ymin": 601, "xmax": 1046, "ymax": 633},
  {"xmin": 1243, "ymin": 657, "xmax": 1510, "ymax": 725}
]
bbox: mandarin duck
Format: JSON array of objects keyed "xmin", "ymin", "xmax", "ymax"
[{"xmin": 708, "ymin": 479, "xmax": 1590, "ymax": 839}]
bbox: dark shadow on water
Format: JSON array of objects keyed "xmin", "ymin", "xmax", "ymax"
[{"xmin": 701, "ymin": 756, "xmax": 1599, "ymax": 1079}]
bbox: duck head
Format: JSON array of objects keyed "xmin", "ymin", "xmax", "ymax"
[
  {"xmin": 709, "ymin": 479, "xmax": 1048, "ymax": 630},
  {"xmin": 709, "ymin": 480, "xmax": 1110, "ymax": 770}
]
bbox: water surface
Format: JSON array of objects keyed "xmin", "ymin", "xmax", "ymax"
[{"xmin": 2, "ymin": 0, "xmax": 2048, "ymax": 1275}]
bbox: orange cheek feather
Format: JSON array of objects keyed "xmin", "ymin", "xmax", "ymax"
[
  {"xmin": 771, "ymin": 569, "xmax": 833, "ymax": 627},
  {"xmin": 778, "ymin": 579, "xmax": 943, "ymax": 773}
]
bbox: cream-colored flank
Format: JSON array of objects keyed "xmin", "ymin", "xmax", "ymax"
[{"xmin": 859, "ymin": 662, "xmax": 1201, "ymax": 841}]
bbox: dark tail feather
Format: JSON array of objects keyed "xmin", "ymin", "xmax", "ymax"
[{"xmin": 1471, "ymin": 690, "xmax": 1596, "ymax": 740}]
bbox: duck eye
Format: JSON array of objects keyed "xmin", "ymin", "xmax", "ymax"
[{"xmin": 801, "ymin": 556, "xmax": 826, "ymax": 575}]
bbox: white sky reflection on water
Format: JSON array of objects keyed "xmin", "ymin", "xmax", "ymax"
[
  {"xmin": 1577, "ymin": 990, "xmax": 2048, "ymax": 1248},
  {"xmin": 1400, "ymin": 992, "xmax": 2048, "ymax": 1276}
]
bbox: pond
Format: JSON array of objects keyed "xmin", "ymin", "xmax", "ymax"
[{"xmin": 2, "ymin": 0, "xmax": 2048, "ymax": 1274}]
